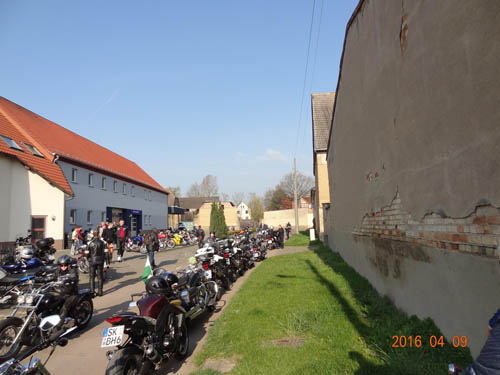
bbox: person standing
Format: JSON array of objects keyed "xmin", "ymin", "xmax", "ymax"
[
  {"xmin": 285, "ymin": 222, "xmax": 292, "ymax": 240},
  {"xmin": 145, "ymin": 228, "xmax": 159, "ymax": 269},
  {"xmin": 278, "ymin": 225, "xmax": 285, "ymax": 249},
  {"xmin": 116, "ymin": 219, "xmax": 128, "ymax": 262},
  {"xmin": 88, "ymin": 230, "xmax": 105, "ymax": 296},
  {"xmin": 70, "ymin": 226, "xmax": 82, "ymax": 255},
  {"xmin": 197, "ymin": 225, "xmax": 205, "ymax": 248},
  {"xmin": 102, "ymin": 223, "xmax": 115, "ymax": 267}
]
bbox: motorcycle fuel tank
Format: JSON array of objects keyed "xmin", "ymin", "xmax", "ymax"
[{"xmin": 137, "ymin": 295, "xmax": 168, "ymax": 319}]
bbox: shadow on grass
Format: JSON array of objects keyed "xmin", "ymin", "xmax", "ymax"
[{"xmin": 306, "ymin": 244, "xmax": 473, "ymax": 375}]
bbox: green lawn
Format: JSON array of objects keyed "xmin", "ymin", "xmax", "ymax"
[
  {"xmin": 285, "ymin": 230, "xmax": 320, "ymax": 246},
  {"xmin": 192, "ymin": 243, "xmax": 472, "ymax": 375}
]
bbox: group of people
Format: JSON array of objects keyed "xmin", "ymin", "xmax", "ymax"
[{"xmin": 70, "ymin": 219, "xmax": 132, "ymax": 296}]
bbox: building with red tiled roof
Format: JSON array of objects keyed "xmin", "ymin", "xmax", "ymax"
[{"xmin": 0, "ymin": 97, "xmax": 169, "ymax": 248}]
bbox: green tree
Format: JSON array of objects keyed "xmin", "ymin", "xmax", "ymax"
[
  {"xmin": 248, "ymin": 193, "xmax": 264, "ymax": 223},
  {"xmin": 209, "ymin": 202, "xmax": 228, "ymax": 238},
  {"xmin": 209, "ymin": 202, "xmax": 217, "ymax": 234}
]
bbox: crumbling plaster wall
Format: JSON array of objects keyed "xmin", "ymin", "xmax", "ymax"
[{"xmin": 327, "ymin": 0, "xmax": 500, "ymax": 357}]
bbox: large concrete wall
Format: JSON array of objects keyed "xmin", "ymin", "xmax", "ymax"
[
  {"xmin": 263, "ymin": 208, "xmax": 313, "ymax": 230},
  {"xmin": 327, "ymin": 0, "xmax": 500, "ymax": 357}
]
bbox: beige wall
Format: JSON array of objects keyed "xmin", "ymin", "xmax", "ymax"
[
  {"xmin": 0, "ymin": 156, "xmax": 65, "ymax": 246},
  {"xmin": 313, "ymin": 152, "xmax": 330, "ymax": 237},
  {"xmin": 327, "ymin": 0, "xmax": 500, "ymax": 356},
  {"xmin": 263, "ymin": 208, "xmax": 313, "ymax": 230},
  {"xmin": 194, "ymin": 202, "xmax": 239, "ymax": 231}
]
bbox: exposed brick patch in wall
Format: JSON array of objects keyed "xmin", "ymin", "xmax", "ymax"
[{"xmin": 353, "ymin": 192, "xmax": 500, "ymax": 257}]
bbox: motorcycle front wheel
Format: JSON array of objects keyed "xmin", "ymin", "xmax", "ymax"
[
  {"xmin": 174, "ymin": 319, "xmax": 189, "ymax": 360},
  {"xmin": 139, "ymin": 246, "xmax": 147, "ymax": 254},
  {"xmin": 0, "ymin": 317, "xmax": 24, "ymax": 361},
  {"xmin": 167, "ymin": 240, "xmax": 175, "ymax": 249},
  {"xmin": 105, "ymin": 346, "xmax": 154, "ymax": 375},
  {"xmin": 72, "ymin": 296, "xmax": 94, "ymax": 329}
]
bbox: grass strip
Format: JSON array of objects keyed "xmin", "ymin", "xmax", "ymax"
[{"xmin": 193, "ymin": 243, "xmax": 472, "ymax": 375}]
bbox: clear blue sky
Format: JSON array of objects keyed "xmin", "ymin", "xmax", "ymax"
[{"xmin": 0, "ymin": 0, "xmax": 358, "ymax": 198}]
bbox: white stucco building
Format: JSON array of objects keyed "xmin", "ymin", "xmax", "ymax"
[{"xmin": 0, "ymin": 96, "xmax": 169, "ymax": 249}]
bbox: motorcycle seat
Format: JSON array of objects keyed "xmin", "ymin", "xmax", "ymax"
[{"xmin": 177, "ymin": 276, "xmax": 189, "ymax": 287}]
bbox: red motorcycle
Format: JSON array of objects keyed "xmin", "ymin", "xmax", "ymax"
[{"xmin": 102, "ymin": 277, "xmax": 188, "ymax": 375}]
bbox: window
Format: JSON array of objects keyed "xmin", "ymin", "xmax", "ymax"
[
  {"xmin": 87, "ymin": 210, "xmax": 92, "ymax": 224},
  {"xmin": 113, "ymin": 181, "xmax": 118, "ymax": 192},
  {"xmin": 71, "ymin": 169, "xmax": 78, "ymax": 183},
  {"xmin": 101, "ymin": 211, "xmax": 106, "ymax": 222},
  {"xmin": 245, "ymin": 210, "xmax": 248, "ymax": 214},
  {"xmin": 22, "ymin": 143, "xmax": 44, "ymax": 157},
  {"xmin": 144, "ymin": 189, "xmax": 147, "ymax": 200},
  {"xmin": 70, "ymin": 209, "xmax": 77, "ymax": 224},
  {"xmin": 0, "ymin": 135, "xmax": 23, "ymax": 151},
  {"xmin": 31, "ymin": 216, "xmax": 46, "ymax": 241},
  {"xmin": 88, "ymin": 173, "xmax": 94, "ymax": 187},
  {"xmin": 131, "ymin": 186, "xmax": 135, "ymax": 196},
  {"xmin": 122, "ymin": 183, "xmax": 127, "ymax": 194},
  {"xmin": 101, "ymin": 177, "xmax": 106, "ymax": 190},
  {"xmin": 237, "ymin": 210, "xmax": 240, "ymax": 214}
]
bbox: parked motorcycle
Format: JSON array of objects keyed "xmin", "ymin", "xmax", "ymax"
[
  {"xmin": 0, "ymin": 279, "xmax": 93, "ymax": 361},
  {"xmin": 126, "ymin": 234, "xmax": 147, "ymax": 254},
  {"xmin": 0, "ymin": 319, "xmax": 70, "ymax": 375},
  {"xmin": 0, "ymin": 268, "xmax": 36, "ymax": 308},
  {"xmin": 103, "ymin": 287, "xmax": 188, "ymax": 374}
]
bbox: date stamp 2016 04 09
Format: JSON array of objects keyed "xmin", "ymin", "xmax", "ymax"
[{"xmin": 392, "ymin": 335, "xmax": 468, "ymax": 348}]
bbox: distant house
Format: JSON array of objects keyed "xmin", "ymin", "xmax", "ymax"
[
  {"xmin": 0, "ymin": 97, "xmax": 169, "ymax": 248},
  {"xmin": 178, "ymin": 196, "xmax": 219, "ymax": 223},
  {"xmin": 166, "ymin": 191, "xmax": 185, "ymax": 229},
  {"xmin": 280, "ymin": 196, "xmax": 311, "ymax": 210},
  {"xmin": 311, "ymin": 92, "xmax": 335, "ymax": 239},
  {"xmin": 177, "ymin": 197, "xmax": 239, "ymax": 231},
  {"xmin": 236, "ymin": 202, "xmax": 251, "ymax": 220}
]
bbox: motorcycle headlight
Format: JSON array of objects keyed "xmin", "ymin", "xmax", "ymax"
[
  {"xmin": 17, "ymin": 295, "xmax": 26, "ymax": 304},
  {"xmin": 25, "ymin": 295, "xmax": 35, "ymax": 305},
  {"xmin": 180, "ymin": 289, "xmax": 189, "ymax": 304}
]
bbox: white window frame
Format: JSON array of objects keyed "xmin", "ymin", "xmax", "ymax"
[
  {"xmin": 113, "ymin": 181, "xmax": 118, "ymax": 193},
  {"xmin": 122, "ymin": 183, "xmax": 126, "ymax": 195},
  {"xmin": 101, "ymin": 177, "xmax": 106, "ymax": 190},
  {"xmin": 71, "ymin": 168, "xmax": 78, "ymax": 183},
  {"xmin": 101, "ymin": 211, "xmax": 106, "ymax": 222},
  {"xmin": 131, "ymin": 185, "xmax": 135, "ymax": 196},
  {"xmin": 70, "ymin": 209, "xmax": 77, "ymax": 224},
  {"xmin": 88, "ymin": 173, "xmax": 94, "ymax": 187},
  {"xmin": 87, "ymin": 210, "xmax": 92, "ymax": 224}
]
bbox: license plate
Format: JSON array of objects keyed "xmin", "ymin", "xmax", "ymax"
[
  {"xmin": 204, "ymin": 270, "xmax": 212, "ymax": 279},
  {"xmin": 253, "ymin": 253, "xmax": 259, "ymax": 258},
  {"xmin": 268, "ymin": 240, "xmax": 272, "ymax": 244},
  {"xmin": 101, "ymin": 325, "xmax": 124, "ymax": 347}
]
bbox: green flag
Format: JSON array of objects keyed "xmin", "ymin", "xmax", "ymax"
[{"xmin": 142, "ymin": 256, "xmax": 152, "ymax": 282}]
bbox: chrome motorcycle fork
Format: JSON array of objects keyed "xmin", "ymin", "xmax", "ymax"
[{"xmin": 12, "ymin": 308, "xmax": 36, "ymax": 344}]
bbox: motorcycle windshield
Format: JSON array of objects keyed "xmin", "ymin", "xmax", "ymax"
[{"xmin": 0, "ymin": 268, "xmax": 7, "ymax": 280}]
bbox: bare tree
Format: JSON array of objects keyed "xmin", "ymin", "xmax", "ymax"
[
  {"xmin": 278, "ymin": 172, "xmax": 314, "ymax": 200},
  {"xmin": 248, "ymin": 193, "xmax": 264, "ymax": 223},
  {"xmin": 263, "ymin": 189, "xmax": 274, "ymax": 210},
  {"xmin": 166, "ymin": 186, "xmax": 181, "ymax": 197},
  {"xmin": 231, "ymin": 192, "xmax": 246, "ymax": 205},
  {"xmin": 199, "ymin": 175, "xmax": 219, "ymax": 197},
  {"xmin": 186, "ymin": 182, "xmax": 201, "ymax": 197},
  {"xmin": 220, "ymin": 192, "xmax": 230, "ymax": 201}
]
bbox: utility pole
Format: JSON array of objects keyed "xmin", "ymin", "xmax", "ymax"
[{"xmin": 293, "ymin": 158, "xmax": 299, "ymax": 234}]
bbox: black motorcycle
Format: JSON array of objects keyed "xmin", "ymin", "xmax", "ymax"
[{"xmin": 0, "ymin": 278, "xmax": 93, "ymax": 361}]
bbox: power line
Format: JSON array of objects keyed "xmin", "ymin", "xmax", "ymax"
[
  {"xmin": 293, "ymin": 0, "xmax": 316, "ymax": 159},
  {"xmin": 300, "ymin": 0, "xmax": 325, "ymax": 154}
]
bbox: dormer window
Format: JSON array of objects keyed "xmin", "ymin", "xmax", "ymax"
[
  {"xmin": 22, "ymin": 143, "xmax": 44, "ymax": 157},
  {"xmin": 0, "ymin": 135, "xmax": 23, "ymax": 151}
]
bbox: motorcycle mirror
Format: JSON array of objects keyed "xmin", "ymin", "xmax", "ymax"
[{"xmin": 57, "ymin": 337, "xmax": 69, "ymax": 347}]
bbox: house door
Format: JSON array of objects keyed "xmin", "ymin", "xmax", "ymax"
[
  {"xmin": 130, "ymin": 216, "xmax": 138, "ymax": 237},
  {"xmin": 31, "ymin": 216, "xmax": 46, "ymax": 242}
]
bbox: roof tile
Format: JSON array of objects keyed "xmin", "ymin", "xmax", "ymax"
[{"xmin": 311, "ymin": 92, "xmax": 335, "ymax": 152}]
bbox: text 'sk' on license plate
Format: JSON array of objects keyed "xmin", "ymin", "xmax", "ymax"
[{"xmin": 101, "ymin": 325, "xmax": 124, "ymax": 347}]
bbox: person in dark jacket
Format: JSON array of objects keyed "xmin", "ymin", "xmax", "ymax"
[
  {"xmin": 43, "ymin": 255, "xmax": 79, "ymax": 330},
  {"xmin": 285, "ymin": 222, "xmax": 292, "ymax": 240},
  {"xmin": 102, "ymin": 223, "xmax": 115, "ymax": 265},
  {"xmin": 197, "ymin": 226, "xmax": 205, "ymax": 248},
  {"xmin": 146, "ymin": 228, "xmax": 159, "ymax": 269},
  {"xmin": 116, "ymin": 219, "xmax": 129, "ymax": 262},
  {"xmin": 277, "ymin": 225, "xmax": 285, "ymax": 249},
  {"xmin": 88, "ymin": 230, "xmax": 105, "ymax": 296}
]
